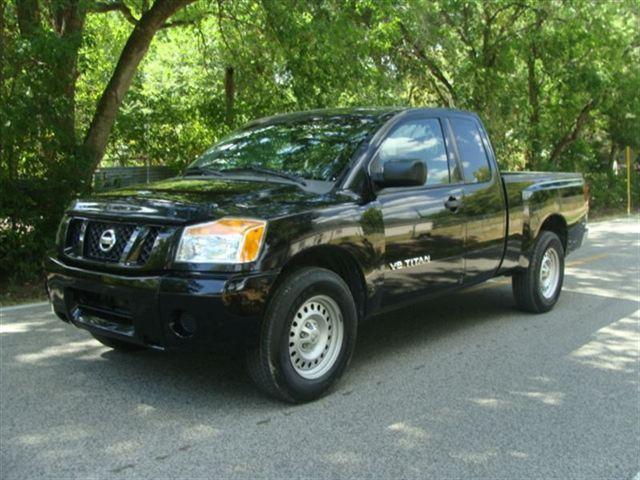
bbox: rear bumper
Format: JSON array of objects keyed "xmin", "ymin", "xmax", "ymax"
[{"xmin": 45, "ymin": 256, "xmax": 278, "ymax": 351}]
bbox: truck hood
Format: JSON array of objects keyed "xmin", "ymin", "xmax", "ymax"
[{"xmin": 67, "ymin": 177, "xmax": 339, "ymax": 224}]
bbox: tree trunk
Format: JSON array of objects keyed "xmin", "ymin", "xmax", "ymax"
[
  {"xmin": 10, "ymin": 0, "xmax": 41, "ymax": 181},
  {"xmin": 0, "ymin": 0, "xmax": 5, "ymax": 170},
  {"xmin": 15, "ymin": 0, "xmax": 40, "ymax": 36},
  {"xmin": 51, "ymin": 0, "xmax": 86, "ymax": 154},
  {"xmin": 0, "ymin": 0, "xmax": 5, "ymax": 92},
  {"xmin": 82, "ymin": 0, "xmax": 195, "ymax": 180},
  {"xmin": 608, "ymin": 140, "xmax": 618, "ymax": 170},
  {"xmin": 525, "ymin": 11, "xmax": 545, "ymax": 171},
  {"xmin": 526, "ymin": 47, "xmax": 541, "ymax": 170},
  {"xmin": 224, "ymin": 66, "xmax": 235, "ymax": 126}
]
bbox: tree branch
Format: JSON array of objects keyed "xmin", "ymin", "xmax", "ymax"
[
  {"xmin": 488, "ymin": 2, "xmax": 529, "ymax": 23},
  {"xmin": 399, "ymin": 23, "xmax": 456, "ymax": 106},
  {"xmin": 441, "ymin": 8, "xmax": 477, "ymax": 58},
  {"xmin": 215, "ymin": 0, "xmax": 233, "ymax": 53},
  {"xmin": 548, "ymin": 99, "xmax": 597, "ymax": 163},
  {"xmin": 91, "ymin": 1, "xmax": 138, "ymax": 25},
  {"xmin": 159, "ymin": 18, "xmax": 195, "ymax": 29},
  {"xmin": 91, "ymin": 2, "xmax": 201, "ymax": 30}
]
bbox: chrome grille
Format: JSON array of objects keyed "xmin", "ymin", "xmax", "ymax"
[
  {"xmin": 65, "ymin": 218, "xmax": 83, "ymax": 250},
  {"xmin": 84, "ymin": 221, "xmax": 136, "ymax": 263},
  {"xmin": 137, "ymin": 228, "xmax": 159, "ymax": 264},
  {"xmin": 63, "ymin": 218, "xmax": 163, "ymax": 267}
]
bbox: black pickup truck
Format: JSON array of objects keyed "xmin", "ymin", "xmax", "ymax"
[{"xmin": 45, "ymin": 108, "xmax": 588, "ymax": 402}]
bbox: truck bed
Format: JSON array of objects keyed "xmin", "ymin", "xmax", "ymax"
[{"xmin": 499, "ymin": 171, "xmax": 587, "ymax": 271}]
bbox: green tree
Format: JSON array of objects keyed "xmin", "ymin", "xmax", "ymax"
[{"xmin": 1, "ymin": 0, "xmax": 638, "ymax": 284}]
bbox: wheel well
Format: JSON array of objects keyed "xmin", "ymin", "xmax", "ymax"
[
  {"xmin": 539, "ymin": 214, "xmax": 567, "ymax": 252},
  {"xmin": 274, "ymin": 246, "xmax": 368, "ymax": 321}
]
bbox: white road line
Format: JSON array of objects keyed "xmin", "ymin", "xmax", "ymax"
[{"xmin": 632, "ymin": 470, "xmax": 640, "ymax": 480}]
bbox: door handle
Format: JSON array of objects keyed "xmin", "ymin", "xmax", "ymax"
[{"xmin": 445, "ymin": 196, "xmax": 461, "ymax": 212}]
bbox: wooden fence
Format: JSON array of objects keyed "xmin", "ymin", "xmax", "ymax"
[{"xmin": 93, "ymin": 166, "xmax": 178, "ymax": 191}]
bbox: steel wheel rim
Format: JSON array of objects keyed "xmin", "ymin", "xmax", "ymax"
[
  {"xmin": 539, "ymin": 247, "xmax": 560, "ymax": 299},
  {"xmin": 288, "ymin": 295, "xmax": 344, "ymax": 380}
]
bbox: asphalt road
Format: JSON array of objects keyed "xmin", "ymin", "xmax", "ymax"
[{"xmin": 1, "ymin": 218, "xmax": 639, "ymax": 480}]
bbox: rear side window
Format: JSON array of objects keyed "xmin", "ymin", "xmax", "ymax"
[
  {"xmin": 375, "ymin": 118, "xmax": 450, "ymax": 186},
  {"xmin": 450, "ymin": 117, "xmax": 491, "ymax": 183}
]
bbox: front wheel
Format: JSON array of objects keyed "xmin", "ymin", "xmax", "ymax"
[
  {"xmin": 512, "ymin": 231, "xmax": 565, "ymax": 313},
  {"xmin": 246, "ymin": 267, "xmax": 358, "ymax": 403}
]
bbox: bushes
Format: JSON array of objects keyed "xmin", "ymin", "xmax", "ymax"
[
  {"xmin": 585, "ymin": 170, "xmax": 639, "ymax": 214},
  {"xmin": 0, "ymin": 176, "xmax": 75, "ymax": 285}
]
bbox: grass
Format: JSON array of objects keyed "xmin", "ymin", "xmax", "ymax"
[
  {"xmin": 589, "ymin": 207, "xmax": 638, "ymax": 221},
  {"xmin": 0, "ymin": 278, "xmax": 47, "ymax": 307}
]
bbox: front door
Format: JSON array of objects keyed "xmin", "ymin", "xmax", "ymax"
[{"xmin": 372, "ymin": 115, "xmax": 466, "ymax": 308}]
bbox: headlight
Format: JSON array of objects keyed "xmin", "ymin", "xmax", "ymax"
[{"xmin": 175, "ymin": 218, "xmax": 267, "ymax": 264}]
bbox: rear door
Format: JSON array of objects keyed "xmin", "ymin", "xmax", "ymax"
[
  {"xmin": 373, "ymin": 114, "xmax": 466, "ymax": 307},
  {"xmin": 446, "ymin": 115, "xmax": 507, "ymax": 284}
]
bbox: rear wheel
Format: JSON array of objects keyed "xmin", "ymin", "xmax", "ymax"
[
  {"xmin": 512, "ymin": 231, "xmax": 565, "ymax": 313},
  {"xmin": 91, "ymin": 333, "xmax": 146, "ymax": 352},
  {"xmin": 246, "ymin": 267, "xmax": 357, "ymax": 403}
]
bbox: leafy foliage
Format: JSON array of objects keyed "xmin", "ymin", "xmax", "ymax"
[{"xmin": 0, "ymin": 0, "xmax": 638, "ymax": 284}]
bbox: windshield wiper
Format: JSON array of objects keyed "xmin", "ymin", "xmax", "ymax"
[
  {"xmin": 183, "ymin": 165, "xmax": 223, "ymax": 177},
  {"xmin": 221, "ymin": 166, "xmax": 307, "ymax": 186}
]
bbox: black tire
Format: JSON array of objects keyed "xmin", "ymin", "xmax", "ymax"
[
  {"xmin": 91, "ymin": 333, "xmax": 146, "ymax": 352},
  {"xmin": 512, "ymin": 230, "xmax": 565, "ymax": 313},
  {"xmin": 245, "ymin": 267, "xmax": 358, "ymax": 403}
]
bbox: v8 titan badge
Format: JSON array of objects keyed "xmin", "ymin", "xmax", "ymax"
[{"xmin": 388, "ymin": 255, "xmax": 431, "ymax": 271}]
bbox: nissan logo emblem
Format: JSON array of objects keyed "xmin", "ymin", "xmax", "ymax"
[{"xmin": 99, "ymin": 229, "xmax": 117, "ymax": 252}]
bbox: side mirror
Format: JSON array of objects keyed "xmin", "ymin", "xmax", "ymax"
[{"xmin": 373, "ymin": 159, "xmax": 427, "ymax": 188}]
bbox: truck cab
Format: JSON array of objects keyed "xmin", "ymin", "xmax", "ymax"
[{"xmin": 349, "ymin": 109, "xmax": 508, "ymax": 308}]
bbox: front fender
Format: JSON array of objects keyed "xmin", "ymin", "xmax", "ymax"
[{"xmin": 258, "ymin": 202, "xmax": 386, "ymax": 311}]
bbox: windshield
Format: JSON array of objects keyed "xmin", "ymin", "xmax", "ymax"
[{"xmin": 188, "ymin": 114, "xmax": 383, "ymax": 181}]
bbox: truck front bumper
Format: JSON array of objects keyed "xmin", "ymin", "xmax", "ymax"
[{"xmin": 44, "ymin": 256, "xmax": 278, "ymax": 351}]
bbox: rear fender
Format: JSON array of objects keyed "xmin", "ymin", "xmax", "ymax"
[{"xmin": 518, "ymin": 179, "xmax": 586, "ymax": 267}]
